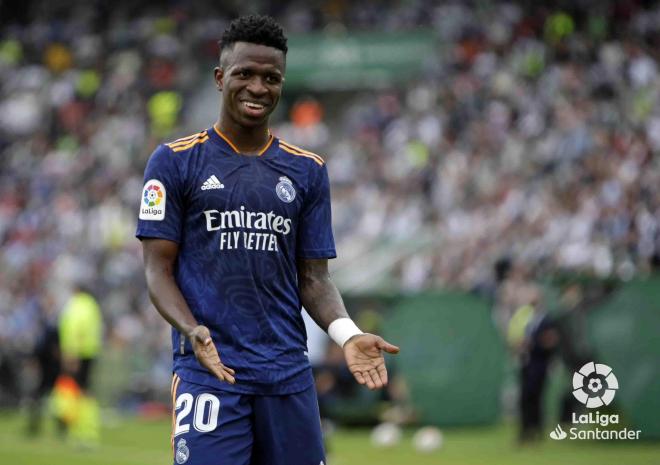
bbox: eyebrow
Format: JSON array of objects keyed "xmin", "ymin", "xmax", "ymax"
[{"xmin": 231, "ymin": 65, "xmax": 282, "ymax": 75}]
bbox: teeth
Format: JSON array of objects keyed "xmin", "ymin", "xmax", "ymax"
[{"xmin": 244, "ymin": 102, "xmax": 264, "ymax": 109}]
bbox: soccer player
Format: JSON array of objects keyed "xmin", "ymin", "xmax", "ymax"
[{"xmin": 136, "ymin": 15, "xmax": 399, "ymax": 465}]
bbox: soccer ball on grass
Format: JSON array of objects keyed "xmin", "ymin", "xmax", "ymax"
[{"xmin": 412, "ymin": 426, "xmax": 443, "ymax": 453}]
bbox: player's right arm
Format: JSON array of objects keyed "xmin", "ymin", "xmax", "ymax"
[
  {"xmin": 138, "ymin": 144, "xmax": 234, "ymax": 384},
  {"xmin": 142, "ymin": 238, "xmax": 235, "ymax": 384}
]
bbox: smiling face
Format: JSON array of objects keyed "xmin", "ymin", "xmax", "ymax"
[{"xmin": 215, "ymin": 42, "xmax": 285, "ymax": 129}]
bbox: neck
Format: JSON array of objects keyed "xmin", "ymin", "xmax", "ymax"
[{"xmin": 216, "ymin": 116, "xmax": 270, "ymax": 155}]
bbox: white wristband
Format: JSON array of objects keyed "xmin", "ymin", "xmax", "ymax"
[{"xmin": 328, "ymin": 318, "xmax": 363, "ymax": 347}]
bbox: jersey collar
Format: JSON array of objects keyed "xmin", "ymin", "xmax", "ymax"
[{"xmin": 211, "ymin": 123, "xmax": 275, "ymax": 157}]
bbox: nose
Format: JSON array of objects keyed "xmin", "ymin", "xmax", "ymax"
[{"xmin": 246, "ymin": 76, "xmax": 267, "ymax": 97}]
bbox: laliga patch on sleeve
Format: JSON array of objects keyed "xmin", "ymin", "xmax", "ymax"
[{"xmin": 139, "ymin": 179, "xmax": 166, "ymax": 220}]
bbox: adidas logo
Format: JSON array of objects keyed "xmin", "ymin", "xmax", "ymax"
[{"xmin": 201, "ymin": 175, "xmax": 224, "ymax": 191}]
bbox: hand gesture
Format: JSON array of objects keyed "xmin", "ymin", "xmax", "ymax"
[
  {"xmin": 343, "ymin": 333, "xmax": 400, "ymax": 390},
  {"xmin": 189, "ymin": 325, "xmax": 236, "ymax": 384}
]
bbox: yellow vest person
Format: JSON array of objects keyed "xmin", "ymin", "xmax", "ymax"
[
  {"xmin": 55, "ymin": 287, "xmax": 103, "ymax": 447},
  {"xmin": 59, "ymin": 290, "xmax": 103, "ymax": 362}
]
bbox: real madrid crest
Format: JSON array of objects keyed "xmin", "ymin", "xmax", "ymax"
[
  {"xmin": 175, "ymin": 438, "xmax": 190, "ymax": 464},
  {"xmin": 275, "ymin": 176, "xmax": 296, "ymax": 203}
]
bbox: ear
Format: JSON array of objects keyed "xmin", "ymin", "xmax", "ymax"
[{"xmin": 214, "ymin": 67, "xmax": 224, "ymax": 92}]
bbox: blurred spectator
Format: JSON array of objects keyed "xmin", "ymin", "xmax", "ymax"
[
  {"xmin": 25, "ymin": 293, "xmax": 61, "ymax": 436},
  {"xmin": 56, "ymin": 283, "xmax": 103, "ymax": 446},
  {"xmin": 512, "ymin": 287, "xmax": 559, "ymax": 443}
]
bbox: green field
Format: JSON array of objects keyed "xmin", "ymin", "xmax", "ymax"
[{"xmin": 1, "ymin": 411, "xmax": 658, "ymax": 465}]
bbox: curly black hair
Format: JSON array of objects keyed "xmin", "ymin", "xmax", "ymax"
[{"xmin": 219, "ymin": 15, "xmax": 288, "ymax": 56}]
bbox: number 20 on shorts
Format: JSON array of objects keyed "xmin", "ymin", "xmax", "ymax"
[{"xmin": 174, "ymin": 393, "xmax": 220, "ymax": 435}]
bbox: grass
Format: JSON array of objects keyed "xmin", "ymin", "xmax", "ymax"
[{"xmin": 0, "ymin": 410, "xmax": 658, "ymax": 465}]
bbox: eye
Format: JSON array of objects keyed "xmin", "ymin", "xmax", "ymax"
[
  {"xmin": 236, "ymin": 69, "xmax": 250, "ymax": 78},
  {"xmin": 266, "ymin": 74, "xmax": 281, "ymax": 84}
]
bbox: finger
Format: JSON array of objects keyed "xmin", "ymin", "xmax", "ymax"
[
  {"xmin": 369, "ymin": 368, "xmax": 384, "ymax": 389},
  {"xmin": 215, "ymin": 358, "xmax": 235, "ymax": 381},
  {"xmin": 377, "ymin": 339, "xmax": 400, "ymax": 354},
  {"xmin": 376, "ymin": 363, "xmax": 389, "ymax": 386},
  {"xmin": 209, "ymin": 364, "xmax": 226, "ymax": 382},
  {"xmin": 215, "ymin": 354, "xmax": 234, "ymax": 375},
  {"xmin": 221, "ymin": 369, "xmax": 236, "ymax": 384},
  {"xmin": 223, "ymin": 366, "xmax": 236, "ymax": 375},
  {"xmin": 209, "ymin": 363, "xmax": 235, "ymax": 384},
  {"xmin": 353, "ymin": 370, "xmax": 367, "ymax": 385},
  {"xmin": 364, "ymin": 371, "xmax": 377, "ymax": 390}
]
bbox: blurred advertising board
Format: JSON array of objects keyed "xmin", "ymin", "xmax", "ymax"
[{"xmin": 286, "ymin": 30, "xmax": 436, "ymax": 90}]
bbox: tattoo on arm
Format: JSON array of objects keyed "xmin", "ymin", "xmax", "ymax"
[{"xmin": 297, "ymin": 258, "xmax": 349, "ymax": 331}]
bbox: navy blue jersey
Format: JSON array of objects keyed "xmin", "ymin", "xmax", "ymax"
[{"xmin": 136, "ymin": 125, "xmax": 336, "ymax": 395}]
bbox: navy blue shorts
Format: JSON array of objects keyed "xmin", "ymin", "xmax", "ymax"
[{"xmin": 170, "ymin": 374, "xmax": 326, "ymax": 465}]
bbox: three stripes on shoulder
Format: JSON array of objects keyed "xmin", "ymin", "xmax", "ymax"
[
  {"xmin": 166, "ymin": 131, "xmax": 209, "ymax": 152},
  {"xmin": 279, "ymin": 140, "xmax": 325, "ymax": 166}
]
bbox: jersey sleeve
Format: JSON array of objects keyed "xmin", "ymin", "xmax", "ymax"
[
  {"xmin": 297, "ymin": 164, "xmax": 337, "ymax": 259},
  {"xmin": 135, "ymin": 144, "xmax": 185, "ymax": 243}
]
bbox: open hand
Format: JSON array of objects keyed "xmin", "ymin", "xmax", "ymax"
[
  {"xmin": 190, "ymin": 325, "xmax": 236, "ymax": 384},
  {"xmin": 343, "ymin": 333, "xmax": 399, "ymax": 390}
]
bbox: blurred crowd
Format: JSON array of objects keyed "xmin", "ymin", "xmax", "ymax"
[
  {"xmin": 319, "ymin": 3, "xmax": 660, "ymax": 295},
  {"xmin": 1, "ymin": 1, "xmax": 660, "ymax": 405}
]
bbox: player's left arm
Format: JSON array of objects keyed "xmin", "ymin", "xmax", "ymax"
[{"xmin": 297, "ymin": 258, "xmax": 400, "ymax": 390}]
